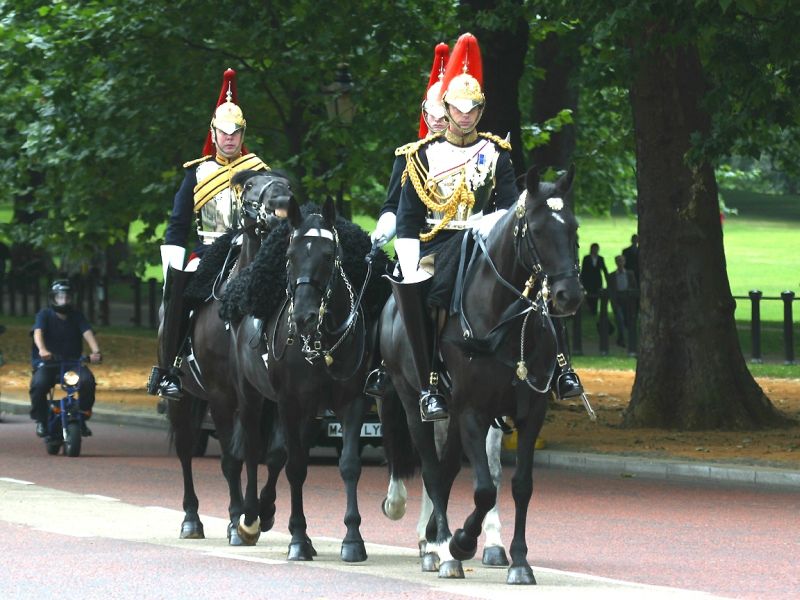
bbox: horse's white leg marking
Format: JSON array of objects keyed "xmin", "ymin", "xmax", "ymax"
[
  {"xmin": 482, "ymin": 426, "xmax": 504, "ymax": 548},
  {"xmin": 383, "ymin": 476, "xmax": 408, "ymax": 521},
  {"xmin": 238, "ymin": 513, "xmax": 260, "ymax": 536}
]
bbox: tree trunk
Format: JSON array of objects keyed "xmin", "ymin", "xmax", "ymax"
[
  {"xmin": 462, "ymin": 0, "xmax": 529, "ymax": 177},
  {"xmin": 625, "ymin": 21, "xmax": 788, "ymax": 430},
  {"xmin": 529, "ymin": 30, "xmax": 578, "ymax": 172}
]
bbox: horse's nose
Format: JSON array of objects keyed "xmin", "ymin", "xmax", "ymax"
[
  {"xmin": 553, "ymin": 285, "xmax": 584, "ymax": 315},
  {"xmin": 295, "ymin": 311, "xmax": 318, "ymax": 334}
]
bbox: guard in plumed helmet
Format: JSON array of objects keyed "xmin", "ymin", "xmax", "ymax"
[
  {"xmin": 365, "ymin": 43, "xmax": 451, "ymax": 401},
  {"xmin": 148, "ymin": 68, "xmax": 269, "ymax": 401},
  {"xmin": 392, "ymin": 33, "xmax": 520, "ymax": 421}
]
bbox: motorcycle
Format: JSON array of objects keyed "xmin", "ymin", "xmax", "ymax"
[{"xmin": 44, "ymin": 356, "xmax": 91, "ymax": 457}]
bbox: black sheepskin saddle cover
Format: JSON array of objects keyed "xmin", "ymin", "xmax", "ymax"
[
  {"xmin": 220, "ymin": 205, "xmax": 391, "ymax": 324},
  {"xmin": 184, "ymin": 231, "xmax": 239, "ymax": 305}
]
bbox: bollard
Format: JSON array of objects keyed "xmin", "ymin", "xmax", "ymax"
[
  {"xmin": 781, "ymin": 291, "xmax": 796, "ymax": 365},
  {"xmin": 749, "ymin": 290, "xmax": 762, "ymax": 363},
  {"xmin": 571, "ymin": 305, "xmax": 583, "ymax": 356},
  {"xmin": 598, "ymin": 289, "xmax": 610, "ymax": 356}
]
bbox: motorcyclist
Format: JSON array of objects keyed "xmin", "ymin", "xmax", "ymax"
[{"xmin": 30, "ymin": 280, "xmax": 102, "ymax": 437}]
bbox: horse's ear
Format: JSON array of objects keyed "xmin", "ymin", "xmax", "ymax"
[
  {"xmin": 231, "ymin": 169, "xmax": 256, "ymax": 187},
  {"xmin": 555, "ymin": 164, "xmax": 576, "ymax": 196},
  {"xmin": 288, "ymin": 197, "xmax": 302, "ymax": 228},
  {"xmin": 525, "ymin": 167, "xmax": 540, "ymax": 196},
  {"xmin": 322, "ymin": 196, "xmax": 336, "ymax": 227}
]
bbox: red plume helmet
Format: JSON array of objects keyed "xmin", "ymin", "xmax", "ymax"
[
  {"xmin": 202, "ymin": 68, "xmax": 248, "ymax": 156},
  {"xmin": 418, "ymin": 43, "xmax": 450, "ymax": 138},
  {"xmin": 439, "ymin": 33, "xmax": 485, "ymax": 113}
]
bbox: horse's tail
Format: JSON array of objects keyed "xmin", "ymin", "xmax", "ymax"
[
  {"xmin": 378, "ymin": 387, "xmax": 419, "ymax": 480},
  {"xmin": 231, "ymin": 399, "xmax": 276, "ymax": 464}
]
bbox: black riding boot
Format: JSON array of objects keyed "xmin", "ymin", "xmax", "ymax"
[
  {"xmin": 552, "ymin": 317, "xmax": 583, "ymax": 399},
  {"xmin": 147, "ymin": 267, "xmax": 192, "ymax": 401},
  {"xmin": 389, "ymin": 278, "xmax": 447, "ymax": 422}
]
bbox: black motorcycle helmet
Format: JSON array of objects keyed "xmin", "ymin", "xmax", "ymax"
[{"xmin": 50, "ymin": 279, "xmax": 73, "ymax": 314}]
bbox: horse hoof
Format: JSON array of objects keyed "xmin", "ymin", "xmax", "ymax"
[
  {"xmin": 227, "ymin": 522, "xmax": 245, "ymax": 546},
  {"xmin": 236, "ymin": 516, "xmax": 261, "ymax": 546},
  {"xmin": 482, "ymin": 545, "xmax": 509, "ymax": 567},
  {"xmin": 420, "ymin": 551, "xmax": 439, "ymax": 572},
  {"xmin": 382, "ymin": 497, "xmax": 405, "ymax": 520},
  {"xmin": 341, "ymin": 541, "xmax": 367, "ymax": 563},
  {"xmin": 449, "ymin": 528, "xmax": 477, "ymax": 561},
  {"xmin": 507, "ymin": 565, "xmax": 537, "ymax": 585},
  {"xmin": 438, "ymin": 559, "xmax": 465, "ymax": 579},
  {"xmin": 288, "ymin": 540, "xmax": 315, "ymax": 561},
  {"xmin": 180, "ymin": 520, "xmax": 205, "ymax": 539}
]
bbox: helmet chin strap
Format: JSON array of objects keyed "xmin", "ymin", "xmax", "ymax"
[{"xmin": 444, "ymin": 104, "xmax": 484, "ymax": 137}]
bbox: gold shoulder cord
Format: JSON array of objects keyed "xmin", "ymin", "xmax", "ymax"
[{"xmin": 403, "ymin": 141, "xmax": 475, "ymax": 242}]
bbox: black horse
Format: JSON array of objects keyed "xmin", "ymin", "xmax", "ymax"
[
  {"xmin": 379, "ymin": 166, "xmax": 584, "ymax": 584},
  {"xmin": 165, "ymin": 169, "xmax": 291, "ymax": 544},
  {"xmin": 230, "ymin": 195, "xmax": 383, "ymax": 562}
]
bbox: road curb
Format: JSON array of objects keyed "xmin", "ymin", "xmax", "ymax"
[{"xmin": 3, "ymin": 395, "xmax": 798, "ymax": 490}]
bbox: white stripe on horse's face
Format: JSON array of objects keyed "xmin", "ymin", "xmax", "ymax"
[
  {"xmin": 551, "ymin": 212, "xmax": 565, "ymax": 225},
  {"xmin": 292, "ymin": 227, "xmax": 334, "ymax": 241}
]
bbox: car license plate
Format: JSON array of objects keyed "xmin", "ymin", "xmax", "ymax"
[{"xmin": 327, "ymin": 422, "xmax": 382, "ymax": 438}]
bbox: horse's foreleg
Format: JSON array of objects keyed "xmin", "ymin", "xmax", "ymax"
[
  {"xmin": 258, "ymin": 405, "xmax": 286, "ymax": 533},
  {"xmin": 450, "ymin": 409, "xmax": 494, "ymax": 564},
  {"xmin": 171, "ymin": 399, "xmax": 204, "ymax": 539},
  {"xmin": 338, "ymin": 395, "xmax": 368, "ymax": 563},
  {"xmin": 219, "ymin": 437, "xmax": 245, "ymax": 545},
  {"xmin": 282, "ymin": 407, "xmax": 314, "ymax": 561},
  {"xmin": 506, "ymin": 397, "xmax": 547, "ymax": 585},
  {"xmin": 482, "ymin": 426, "xmax": 509, "ymax": 566},
  {"xmin": 236, "ymin": 403, "xmax": 263, "ymax": 546}
]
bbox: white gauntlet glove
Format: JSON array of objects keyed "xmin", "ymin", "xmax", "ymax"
[
  {"xmin": 160, "ymin": 245, "xmax": 186, "ymax": 282},
  {"xmin": 370, "ymin": 212, "xmax": 397, "ymax": 248},
  {"xmin": 394, "ymin": 238, "xmax": 429, "ymax": 283}
]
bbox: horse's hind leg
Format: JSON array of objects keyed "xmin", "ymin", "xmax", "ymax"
[
  {"xmin": 338, "ymin": 393, "xmax": 367, "ymax": 562},
  {"xmin": 482, "ymin": 426, "xmax": 509, "ymax": 567},
  {"xmin": 170, "ymin": 397, "xmax": 204, "ymax": 539},
  {"xmin": 506, "ymin": 397, "xmax": 547, "ymax": 585}
]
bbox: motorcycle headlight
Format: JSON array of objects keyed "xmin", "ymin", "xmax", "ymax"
[{"xmin": 63, "ymin": 371, "xmax": 80, "ymax": 386}]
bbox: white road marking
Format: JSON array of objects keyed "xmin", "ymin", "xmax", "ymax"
[
  {"xmin": 0, "ymin": 477, "xmax": 34, "ymax": 485},
  {"xmin": 84, "ymin": 494, "xmax": 119, "ymax": 502},
  {"xmin": 0, "ymin": 479, "xmax": 725, "ymax": 599}
]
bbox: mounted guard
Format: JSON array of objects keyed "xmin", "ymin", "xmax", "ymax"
[{"xmin": 148, "ymin": 68, "xmax": 269, "ymax": 400}]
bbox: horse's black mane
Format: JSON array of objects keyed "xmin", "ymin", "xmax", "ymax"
[
  {"xmin": 220, "ymin": 204, "xmax": 391, "ymax": 323},
  {"xmin": 184, "ymin": 231, "xmax": 239, "ymax": 305}
]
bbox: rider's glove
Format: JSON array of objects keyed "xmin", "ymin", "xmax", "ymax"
[{"xmin": 370, "ymin": 212, "xmax": 397, "ymax": 249}]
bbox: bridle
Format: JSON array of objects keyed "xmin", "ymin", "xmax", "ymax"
[
  {"xmin": 212, "ymin": 175, "xmax": 290, "ymax": 300},
  {"xmin": 271, "ymin": 220, "xmax": 365, "ymax": 379},
  {"xmin": 457, "ymin": 191, "xmax": 581, "ymax": 392}
]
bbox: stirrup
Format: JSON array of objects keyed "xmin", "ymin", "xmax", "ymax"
[
  {"xmin": 556, "ymin": 369, "xmax": 584, "ymax": 400},
  {"xmin": 419, "ymin": 388, "xmax": 447, "ymax": 422},
  {"xmin": 363, "ymin": 367, "xmax": 389, "ymax": 399},
  {"xmin": 146, "ymin": 366, "xmax": 164, "ymax": 396}
]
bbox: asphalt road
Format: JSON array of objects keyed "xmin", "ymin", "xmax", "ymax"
[{"xmin": 1, "ymin": 416, "xmax": 798, "ymax": 599}]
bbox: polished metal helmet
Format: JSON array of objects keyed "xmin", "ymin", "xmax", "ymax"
[
  {"xmin": 440, "ymin": 33, "xmax": 485, "ymax": 114},
  {"xmin": 210, "ymin": 93, "xmax": 246, "ymax": 135}
]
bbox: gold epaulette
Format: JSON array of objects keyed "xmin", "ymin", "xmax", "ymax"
[
  {"xmin": 182, "ymin": 155, "xmax": 213, "ymax": 169},
  {"xmin": 478, "ymin": 132, "xmax": 512, "ymax": 151},
  {"xmin": 394, "ymin": 132, "xmax": 444, "ymax": 157}
]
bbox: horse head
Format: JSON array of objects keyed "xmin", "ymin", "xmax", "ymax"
[
  {"xmin": 521, "ymin": 165, "xmax": 584, "ymax": 315},
  {"xmin": 285, "ymin": 196, "xmax": 340, "ymax": 337},
  {"xmin": 232, "ymin": 169, "xmax": 293, "ymax": 239}
]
